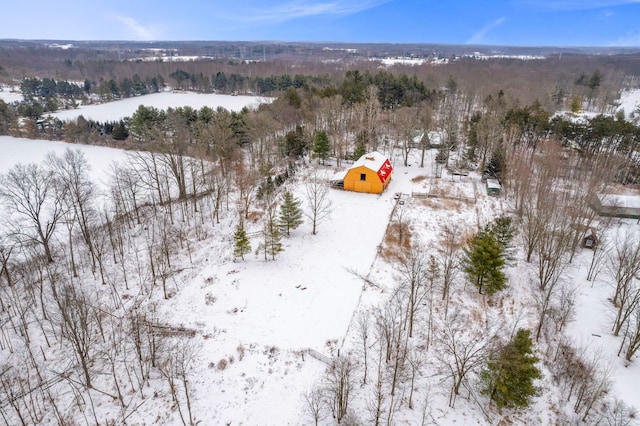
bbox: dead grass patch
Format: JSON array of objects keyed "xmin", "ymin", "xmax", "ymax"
[
  {"xmin": 419, "ymin": 197, "xmax": 466, "ymax": 212},
  {"xmin": 459, "ymin": 228, "xmax": 476, "ymax": 245},
  {"xmin": 380, "ymin": 222, "xmax": 412, "ymax": 262},
  {"xmin": 217, "ymin": 359, "xmax": 228, "ymax": 371},
  {"xmin": 237, "ymin": 344, "xmax": 245, "ymax": 361},
  {"xmin": 411, "ymin": 175, "xmax": 429, "ymax": 183},
  {"xmin": 246, "ymin": 211, "xmax": 262, "ymax": 223},
  {"xmin": 470, "ymin": 307, "xmax": 480, "ymax": 323}
]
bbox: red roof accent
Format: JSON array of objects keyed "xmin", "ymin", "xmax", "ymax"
[{"xmin": 377, "ymin": 158, "xmax": 392, "ymax": 183}]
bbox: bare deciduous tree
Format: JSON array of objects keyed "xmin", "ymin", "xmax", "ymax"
[
  {"xmin": 50, "ymin": 277, "xmax": 97, "ymax": 388},
  {"xmin": 533, "ymin": 200, "xmax": 573, "ymax": 341},
  {"xmin": 435, "ymin": 309, "xmax": 495, "ymax": 408},
  {"xmin": 0, "ymin": 163, "xmax": 66, "ymax": 263},
  {"xmin": 398, "ymin": 247, "xmax": 427, "ymax": 338},
  {"xmin": 593, "ymin": 397, "xmax": 638, "ymax": 426},
  {"xmin": 436, "ymin": 93, "xmax": 460, "ymax": 169},
  {"xmin": 391, "ymin": 106, "xmax": 420, "ymax": 167},
  {"xmin": 110, "ymin": 162, "xmax": 144, "ymax": 225},
  {"xmin": 608, "ymin": 231, "xmax": 640, "ymax": 309},
  {"xmin": 418, "ymin": 103, "xmax": 434, "ymax": 168},
  {"xmin": 551, "ymin": 340, "xmax": 614, "ymax": 422},
  {"xmin": 407, "ymin": 343, "xmax": 425, "ymax": 410},
  {"xmin": 587, "ymin": 234, "xmax": 610, "ymax": 283},
  {"xmin": 612, "ymin": 279, "xmax": 640, "ymax": 338},
  {"xmin": 304, "ymin": 169, "xmax": 332, "ymax": 235},
  {"xmin": 438, "ymin": 223, "xmax": 462, "ymax": 319},
  {"xmin": 366, "ymin": 329, "xmax": 387, "ymax": 426},
  {"xmin": 46, "ymin": 149, "xmax": 98, "ymax": 267},
  {"xmin": 302, "ymin": 385, "xmax": 325, "ymax": 426},
  {"xmin": 354, "ymin": 85, "xmax": 380, "ymax": 152},
  {"xmin": 126, "ymin": 151, "xmax": 168, "ymax": 206},
  {"xmin": 234, "ymin": 163, "xmax": 257, "ymax": 220},
  {"xmin": 245, "ymin": 109, "xmax": 279, "ymax": 167},
  {"xmin": 548, "ymin": 284, "xmax": 578, "ymax": 334},
  {"xmin": 622, "ymin": 307, "xmax": 640, "ymax": 362},
  {"xmin": 392, "ymin": 203, "xmax": 411, "ymax": 249},
  {"xmin": 355, "ymin": 310, "xmax": 370, "ymax": 385},
  {"xmin": 573, "ymin": 357, "xmax": 614, "ymax": 422},
  {"xmin": 325, "ymin": 355, "xmax": 355, "ymax": 424},
  {"xmin": 158, "ymin": 339, "xmax": 199, "ymax": 426},
  {"xmin": 425, "ymin": 255, "xmax": 440, "ymax": 349},
  {"xmin": 385, "ymin": 293, "xmax": 409, "ymax": 399}
]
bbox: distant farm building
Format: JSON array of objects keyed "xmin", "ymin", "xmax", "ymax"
[
  {"xmin": 486, "ymin": 179, "xmax": 502, "ymax": 196},
  {"xmin": 591, "ymin": 193, "xmax": 640, "ymax": 219},
  {"xmin": 343, "ymin": 151, "xmax": 393, "ymax": 194}
]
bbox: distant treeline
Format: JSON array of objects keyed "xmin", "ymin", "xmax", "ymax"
[
  {"xmin": 14, "ymin": 75, "xmax": 166, "ymax": 119},
  {"xmin": 12, "ymin": 68, "xmax": 434, "ymax": 114},
  {"xmin": 1, "ymin": 63, "xmax": 638, "ymax": 184}
]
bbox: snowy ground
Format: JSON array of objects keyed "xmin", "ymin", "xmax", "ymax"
[
  {"xmin": 0, "ymin": 85, "xmax": 23, "ymax": 103},
  {"xmin": 0, "ymin": 91, "xmax": 639, "ymax": 425},
  {"xmin": 155, "ymin": 161, "xmax": 624, "ymax": 425},
  {"xmin": 619, "ymin": 88, "xmax": 640, "ymax": 119},
  {"xmin": 565, "ymin": 219, "xmax": 640, "ymax": 410},
  {"xmin": 2, "ymin": 136, "xmax": 637, "ymax": 424}
]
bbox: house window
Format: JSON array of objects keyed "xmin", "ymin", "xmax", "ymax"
[{"xmin": 360, "ymin": 173, "xmax": 367, "ymax": 181}]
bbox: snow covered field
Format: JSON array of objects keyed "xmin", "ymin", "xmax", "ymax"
[
  {"xmin": 0, "ymin": 86, "xmax": 270, "ymax": 121},
  {"xmin": 49, "ymin": 91, "xmax": 271, "ymax": 122},
  {"xmin": 0, "ymin": 86, "xmax": 23, "ymax": 103},
  {"xmin": 0, "ymin": 136, "xmax": 127, "ymax": 188}
]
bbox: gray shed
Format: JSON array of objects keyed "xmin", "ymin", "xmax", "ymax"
[{"xmin": 592, "ymin": 193, "xmax": 640, "ymax": 219}]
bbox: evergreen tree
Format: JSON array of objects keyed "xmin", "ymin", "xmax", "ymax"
[
  {"xmin": 353, "ymin": 133, "xmax": 367, "ymax": 161},
  {"xmin": 284, "ymin": 125, "xmax": 306, "ymax": 158},
  {"xmin": 263, "ymin": 211, "xmax": 283, "ymax": 260},
  {"xmin": 313, "ymin": 130, "xmax": 330, "ymax": 164},
  {"xmin": 0, "ymin": 99, "xmax": 16, "ymax": 135},
  {"xmin": 481, "ymin": 329, "xmax": 541, "ymax": 409},
  {"xmin": 112, "ymin": 120, "xmax": 129, "ymax": 141},
  {"xmin": 485, "ymin": 216, "xmax": 517, "ymax": 263},
  {"xmin": 466, "ymin": 112, "xmax": 481, "ymax": 161},
  {"xmin": 462, "ymin": 231, "xmax": 506, "ymax": 295},
  {"xmin": 486, "ymin": 144, "xmax": 505, "ymax": 180},
  {"xmin": 233, "ymin": 221, "xmax": 251, "ymax": 261},
  {"xmin": 278, "ymin": 191, "xmax": 303, "ymax": 236}
]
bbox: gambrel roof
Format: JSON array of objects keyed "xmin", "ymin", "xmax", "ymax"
[{"xmin": 349, "ymin": 151, "xmax": 393, "ymax": 183}]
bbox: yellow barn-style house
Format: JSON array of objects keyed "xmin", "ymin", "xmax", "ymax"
[{"xmin": 343, "ymin": 151, "xmax": 393, "ymax": 194}]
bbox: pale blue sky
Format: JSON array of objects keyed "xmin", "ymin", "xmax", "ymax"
[{"xmin": 2, "ymin": 0, "xmax": 640, "ymax": 46}]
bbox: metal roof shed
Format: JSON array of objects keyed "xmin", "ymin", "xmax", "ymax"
[{"xmin": 486, "ymin": 179, "xmax": 501, "ymax": 196}]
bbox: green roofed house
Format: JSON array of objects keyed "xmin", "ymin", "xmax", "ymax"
[{"xmin": 486, "ymin": 179, "xmax": 501, "ymax": 196}]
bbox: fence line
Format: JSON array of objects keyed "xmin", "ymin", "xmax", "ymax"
[
  {"xmin": 411, "ymin": 191, "xmax": 475, "ymax": 203},
  {"xmin": 306, "ymin": 348, "xmax": 332, "ymax": 365}
]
